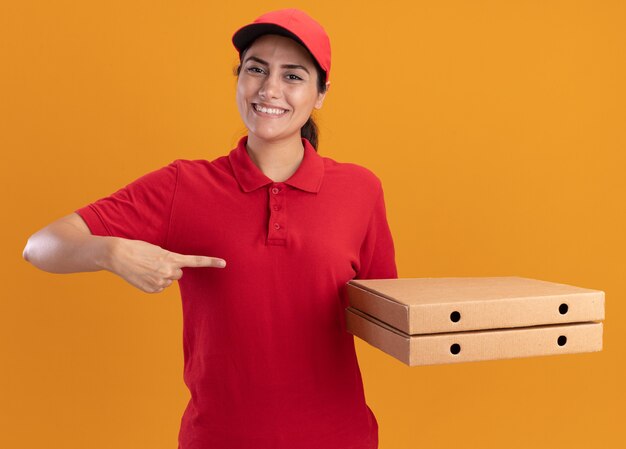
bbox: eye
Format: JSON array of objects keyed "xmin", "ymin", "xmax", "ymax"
[
  {"xmin": 246, "ymin": 66, "xmax": 265, "ymax": 74},
  {"xmin": 286, "ymin": 74, "xmax": 303, "ymax": 81}
]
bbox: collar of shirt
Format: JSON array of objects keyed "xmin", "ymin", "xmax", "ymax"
[{"xmin": 228, "ymin": 135, "xmax": 325, "ymax": 193}]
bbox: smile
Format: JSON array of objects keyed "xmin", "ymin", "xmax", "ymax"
[{"xmin": 253, "ymin": 103, "xmax": 288, "ymax": 116}]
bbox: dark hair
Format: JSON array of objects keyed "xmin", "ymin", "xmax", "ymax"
[{"xmin": 234, "ymin": 38, "xmax": 328, "ymax": 151}]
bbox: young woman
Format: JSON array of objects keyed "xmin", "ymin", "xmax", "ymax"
[{"xmin": 23, "ymin": 8, "xmax": 397, "ymax": 449}]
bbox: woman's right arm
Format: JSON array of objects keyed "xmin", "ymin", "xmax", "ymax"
[{"xmin": 23, "ymin": 213, "xmax": 226, "ymax": 293}]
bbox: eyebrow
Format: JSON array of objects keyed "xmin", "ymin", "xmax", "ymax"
[{"xmin": 243, "ymin": 56, "xmax": 310, "ymax": 74}]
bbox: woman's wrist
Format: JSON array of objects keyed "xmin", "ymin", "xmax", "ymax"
[{"xmin": 94, "ymin": 236, "xmax": 121, "ymax": 273}]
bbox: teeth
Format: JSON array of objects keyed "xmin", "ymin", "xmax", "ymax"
[{"xmin": 254, "ymin": 104, "xmax": 287, "ymax": 115}]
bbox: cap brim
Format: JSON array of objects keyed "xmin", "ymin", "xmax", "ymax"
[{"xmin": 232, "ymin": 23, "xmax": 308, "ymax": 56}]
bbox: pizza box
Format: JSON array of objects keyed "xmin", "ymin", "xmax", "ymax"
[
  {"xmin": 346, "ymin": 277, "xmax": 604, "ymax": 334},
  {"xmin": 346, "ymin": 306, "xmax": 603, "ymax": 366}
]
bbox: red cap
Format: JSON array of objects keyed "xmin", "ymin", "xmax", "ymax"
[{"xmin": 232, "ymin": 8, "xmax": 331, "ymax": 83}]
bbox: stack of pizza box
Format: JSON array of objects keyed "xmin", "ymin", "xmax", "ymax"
[{"xmin": 344, "ymin": 277, "xmax": 604, "ymax": 366}]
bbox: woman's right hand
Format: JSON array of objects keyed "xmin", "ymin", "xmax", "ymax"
[{"xmin": 107, "ymin": 238, "xmax": 226, "ymax": 294}]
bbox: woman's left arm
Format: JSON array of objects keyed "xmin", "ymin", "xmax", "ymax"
[{"xmin": 354, "ymin": 183, "xmax": 398, "ymax": 280}]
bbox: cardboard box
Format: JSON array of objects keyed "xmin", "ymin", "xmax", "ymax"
[{"xmin": 345, "ymin": 277, "xmax": 604, "ymax": 366}]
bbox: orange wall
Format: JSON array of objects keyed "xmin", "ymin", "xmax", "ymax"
[{"xmin": 3, "ymin": 1, "xmax": 624, "ymax": 448}]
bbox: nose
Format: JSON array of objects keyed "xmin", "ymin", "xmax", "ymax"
[{"xmin": 259, "ymin": 72, "xmax": 282, "ymax": 100}]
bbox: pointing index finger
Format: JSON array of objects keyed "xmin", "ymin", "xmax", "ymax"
[{"xmin": 174, "ymin": 253, "xmax": 226, "ymax": 268}]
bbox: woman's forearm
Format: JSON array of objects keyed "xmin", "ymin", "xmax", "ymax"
[{"xmin": 23, "ymin": 220, "xmax": 116, "ymax": 274}]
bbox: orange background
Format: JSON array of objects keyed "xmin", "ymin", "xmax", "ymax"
[{"xmin": 2, "ymin": 1, "xmax": 625, "ymax": 448}]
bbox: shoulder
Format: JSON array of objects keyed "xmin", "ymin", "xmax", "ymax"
[
  {"xmin": 320, "ymin": 155, "xmax": 383, "ymax": 197},
  {"xmin": 169, "ymin": 155, "xmax": 232, "ymax": 177},
  {"xmin": 170, "ymin": 154, "xmax": 229, "ymax": 170}
]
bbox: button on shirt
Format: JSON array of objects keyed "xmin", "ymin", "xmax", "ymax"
[{"xmin": 75, "ymin": 135, "xmax": 397, "ymax": 449}]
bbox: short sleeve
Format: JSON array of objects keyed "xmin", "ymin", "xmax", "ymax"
[
  {"xmin": 354, "ymin": 183, "xmax": 398, "ymax": 280},
  {"xmin": 74, "ymin": 161, "xmax": 179, "ymax": 248}
]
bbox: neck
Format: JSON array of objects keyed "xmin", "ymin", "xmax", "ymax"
[{"xmin": 246, "ymin": 134, "xmax": 305, "ymax": 182}]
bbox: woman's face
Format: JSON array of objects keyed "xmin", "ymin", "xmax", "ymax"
[{"xmin": 236, "ymin": 34, "xmax": 328, "ymax": 145}]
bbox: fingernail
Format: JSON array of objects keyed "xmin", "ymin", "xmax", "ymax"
[{"xmin": 218, "ymin": 260, "xmax": 226, "ymax": 268}]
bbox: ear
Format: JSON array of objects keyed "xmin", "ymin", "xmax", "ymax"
[{"xmin": 314, "ymin": 81, "xmax": 331, "ymax": 109}]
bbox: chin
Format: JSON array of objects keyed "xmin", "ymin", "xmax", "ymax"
[
  {"xmin": 244, "ymin": 118, "xmax": 306, "ymax": 143},
  {"xmin": 248, "ymin": 127, "xmax": 290, "ymax": 143}
]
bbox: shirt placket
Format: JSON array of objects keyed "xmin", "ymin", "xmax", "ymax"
[{"xmin": 267, "ymin": 182, "xmax": 287, "ymax": 246}]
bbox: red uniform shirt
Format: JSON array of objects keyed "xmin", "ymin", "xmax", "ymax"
[{"xmin": 75, "ymin": 135, "xmax": 397, "ymax": 449}]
